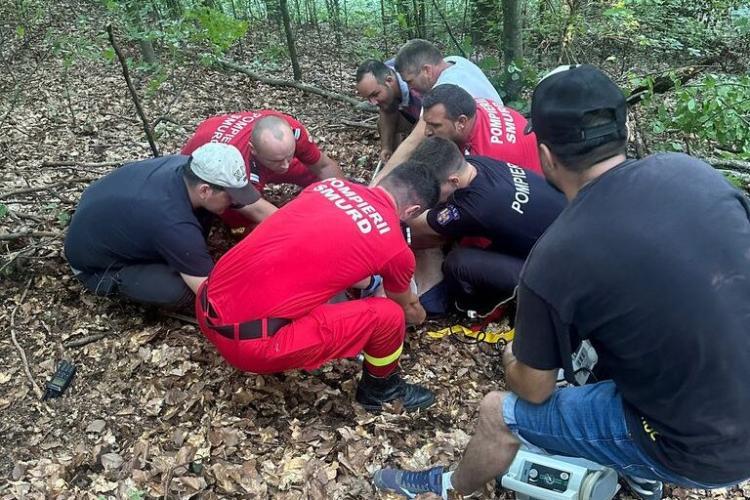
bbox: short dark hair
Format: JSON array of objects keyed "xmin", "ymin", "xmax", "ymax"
[
  {"xmin": 181, "ymin": 160, "xmax": 224, "ymax": 191},
  {"xmin": 379, "ymin": 160, "xmax": 440, "ymax": 210},
  {"xmin": 395, "ymin": 39, "xmax": 443, "ymax": 75},
  {"xmin": 543, "ymin": 110, "xmax": 627, "ymax": 172},
  {"xmin": 409, "ymin": 137, "xmax": 466, "ymax": 181},
  {"xmin": 422, "ymin": 84, "xmax": 477, "ymax": 120},
  {"xmin": 355, "ymin": 59, "xmax": 394, "ymax": 84}
]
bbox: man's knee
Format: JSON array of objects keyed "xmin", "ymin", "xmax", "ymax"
[
  {"xmin": 443, "ymin": 248, "xmax": 475, "ymax": 281},
  {"xmin": 478, "ymin": 391, "xmax": 520, "ymax": 446},
  {"xmin": 366, "ymin": 297, "xmax": 406, "ymax": 331},
  {"xmin": 374, "ymin": 297, "xmax": 406, "ymax": 328}
]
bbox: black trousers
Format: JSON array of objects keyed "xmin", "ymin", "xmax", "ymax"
[
  {"xmin": 442, "ymin": 246, "xmax": 523, "ymax": 314},
  {"xmin": 75, "ymin": 262, "xmax": 194, "ymax": 309}
]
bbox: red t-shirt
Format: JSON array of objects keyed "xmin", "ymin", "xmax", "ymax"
[
  {"xmin": 463, "ymin": 100, "xmax": 542, "ymax": 175},
  {"xmin": 206, "ymin": 178, "xmax": 415, "ymax": 323},
  {"xmin": 182, "ymin": 110, "xmax": 322, "ymax": 190}
]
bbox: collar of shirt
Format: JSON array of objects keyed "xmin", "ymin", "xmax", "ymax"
[{"xmin": 395, "ymin": 71, "xmax": 411, "ymax": 109}]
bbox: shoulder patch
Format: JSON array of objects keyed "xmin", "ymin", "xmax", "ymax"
[
  {"xmin": 436, "ymin": 205, "xmax": 460, "ymax": 225},
  {"xmin": 293, "ymin": 128, "xmax": 302, "ymax": 140}
]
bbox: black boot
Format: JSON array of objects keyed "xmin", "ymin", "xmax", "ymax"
[{"xmin": 355, "ymin": 370, "xmax": 435, "ymax": 412}]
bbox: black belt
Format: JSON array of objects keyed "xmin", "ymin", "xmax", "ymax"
[{"xmin": 200, "ymin": 285, "xmax": 290, "ymax": 340}]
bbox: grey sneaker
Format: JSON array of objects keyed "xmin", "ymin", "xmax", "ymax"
[{"xmin": 621, "ymin": 474, "xmax": 663, "ymax": 500}]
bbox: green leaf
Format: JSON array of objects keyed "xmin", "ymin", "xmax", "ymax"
[
  {"xmin": 16, "ymin": 25, "xmax": 26, "ymax": 38},
  {"xmin": 0, "ymin": 204, "xmax": 8, "ymax": 220},
  {"xmin": 57, "ymin": 211, "xmax": 71, "ymax": 227}
]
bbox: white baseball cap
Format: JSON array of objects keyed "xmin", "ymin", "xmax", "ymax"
[{"xmin": 190, "ymin": 143, "xmax": 260, "ymax": 206}]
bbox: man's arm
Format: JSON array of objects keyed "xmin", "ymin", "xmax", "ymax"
[
  {"xmin": 180, "ymin": 273, "xmax": 207, "ymax": 294},
  {"xmin": 378, "ymin": 108, "xmax": 401, "ymax": 162},
  {"xmin": 307, "ymin": 152, "xmax": 344, "ymax": 180},
  {"xmin": 236, "ymin": 198, "xmax": 278, "ymax": 223},
  {"xmin": 503, "ymin": 340, "xmax": 558, "ymax": 404},
  {"xmin": 409, "ymin": 211, "xmax": 447, "ymax": 249},
  {"xmin": 370, "ymin": 119, "xmax": 427, "ymax": 185},
  {"xmin": 385, "ymin": 288, "xmax": 426, "ymax": 326}
]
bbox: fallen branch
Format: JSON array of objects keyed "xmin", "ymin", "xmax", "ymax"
[
  {"xmin": 707, "ymin": 157, "xmax": 750, "ymax": 175},
  {"xmin": 10, "ymin": 277, "xmax": 45, "ymax": 399},
  {"xmin": 340, "ymin": 119, "xmax": 378, "ymax": 130},
  {"xmin": 0, "ymin": 178, "xmax": 95, "ymax": 200},
  {"xmin": 0, "ymin": 231, "xmax": 61, "ymax": 241},
  {"xmin": 106, "ymin": 25, "xmax": 160, "ymax": 157},
  {"xmin": 626, "ymin": 57, "xmax": 719, "ymax": 106},
  {"xmin": 64, "ymin": 333, "xmax": 108, "ymax": 348},
  {"xmin": 42, "ymin": 160, "xmax": 122, "ymax": 168},
  {"xmin": 218, "ymin": 59, "xmax": 373, "ymax": 110}
]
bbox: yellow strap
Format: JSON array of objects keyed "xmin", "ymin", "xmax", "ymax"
[
  {"xmin": 426, "ymin": 325, "xmax": 515, "ymax": 344},
  {"xmin": 363, "ymin": 344, "xmax": 403, "ymax": 366}
]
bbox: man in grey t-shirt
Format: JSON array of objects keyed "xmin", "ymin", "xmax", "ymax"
[{"xmin": 372, "ymin": 39, "xmax": 501, "ymax": 184}]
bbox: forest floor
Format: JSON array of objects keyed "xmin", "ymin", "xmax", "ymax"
[{"xmin": 1, "ymin": 3, "xmax": 749, "ymax": 499}]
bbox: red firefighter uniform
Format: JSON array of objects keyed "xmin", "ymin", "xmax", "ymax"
[
  {"xmin": 196, "ymin": 178, "xmax": 413, "ymax": 377},
  {"xmin": 463, "ymin": 99, "xmax": 542, "ymax": 175},
  {"xmin": 182, "ymin": 110, "xmax": 321, "ymax": 227}
]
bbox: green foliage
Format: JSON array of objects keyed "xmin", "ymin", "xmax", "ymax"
[
  {"xmin": 495, "ymin": 59, "xmax": 541, "ymax": 110},
  {"xmin": 723, "ymin": 172, "xmax": 747, "ymax": 190},
  {"xmin": 48, "ymin": 28, "xmax": 100, "ymax": 68},
  {"xmin": 0, "ymin": 204, "xmax": 8, "ymax": 220},
  {"xmin": 642, "ymin": 73, "xmax": 750, "ymax": 158},
  {"xmin": 185, "ymin": 7, "xmax": 248, "ymax": 53},
  {"xmin": 127, "ymin": 489, "xmax": 145, "ymax": 500}
]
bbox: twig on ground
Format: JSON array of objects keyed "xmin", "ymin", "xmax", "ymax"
[
  {"xmin": 0, "ymin": 231, "xmax": 61, "ymax": 241},
  {"xmin": 219, "ymin": 58, "xmax": 374, "ymax": 109},
  {"xmin": 64, "ymin": 333, "xmax": 108, "ymax": 348},
  {"xmin": 0, "ymin": 178, "xmax": 96, "ymax": 200},
  {"xmin": 10, "ymin": 277, "xmax": 45, "ymax": 399},
  {"xmin": 6, "ymin": 210, "xmax": 45, "ymax": 223},
  {"xmin": 340, "ymin": 119, "xmax": 378, "ymax": 130},
  {"xmin": 0, "ymin": 243, "xmax": 45, "ymax": 274},
  {"xmin": 42, "ymin": 160, "xmax": 122, "ymax": 168}
]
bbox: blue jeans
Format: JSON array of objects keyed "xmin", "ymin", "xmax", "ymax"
[{"xmin": 502, "ymin": 381, "xmax": 740, "ymax": 490}]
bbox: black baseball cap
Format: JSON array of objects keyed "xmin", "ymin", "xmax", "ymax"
[{"xmin": 524, "ymin": 64, "xmax": 627, "ymax": 145}]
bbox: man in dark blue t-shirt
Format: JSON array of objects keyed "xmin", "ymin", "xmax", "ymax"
[
  {"xmin": 65, "ymin": 143, "xmax": 275, "ymax": 308},
  {"xmin": 373, "ymin": 65, "xmax": 750, "ymax": 499},
  {"xmin": 408, "ymin": 137, "xmax": 564, "ymax": 315}
]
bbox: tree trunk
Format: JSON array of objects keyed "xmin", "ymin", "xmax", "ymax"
[
  {"xmin": 265, "ymin": 0, "xmax": 283, "ymax": 30},
  {"xmin": 138, "ymin": 39, "xmax": 157, "ymax": 65},
  {"xmin": 380, "ymin": 0, "xmax": 388, "ymax": 54},
  {"xmin": 280, "ymin": 0, "xmax": 302, "ymax": 80},
  {"xmin": 293, "ymin": 0, "xmax": 302, "ymax": 26},
  {"xmin": 470, "ymin": 0, "xmax": 500, "ymax": 49},
  {"xmin": 502, "ymin": 0, "xmax": 523, "ymax": 101}
]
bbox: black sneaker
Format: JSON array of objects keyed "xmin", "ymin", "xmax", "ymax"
[
  {"xmin": 355, "ymin": 370, "xmax": 435, "ymax": 411},
  {"xmin": 372, "ymin": 465, "xmax": 445, "ymax": 498}
]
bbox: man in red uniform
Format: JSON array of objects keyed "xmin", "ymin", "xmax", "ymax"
[
  {"xmin": 196, "ymin": 162, "xmax": 440, "ymax": 411},
  {"xmin": 183, "ymin": 110, "xmax": 344, "ymax": 228},
  {"xmin": 422, "ymin": 84, "xmax": 542, "ymax": 175}
]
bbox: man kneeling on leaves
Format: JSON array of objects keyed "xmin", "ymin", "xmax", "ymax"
[{"xmin": 196, "ymin": 162, "xmax": 441, "ymax": 411}]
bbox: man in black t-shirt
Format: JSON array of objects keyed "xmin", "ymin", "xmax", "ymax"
[
  {"xmin": 65, "ymin": 143, "xmax": 275, "ymax": 309},
  {"xmin": 409, "ymin": 137, "xmax": 564, "ymax": 314},
  {"xmin": 373, "ymin": 65, "xmax": 750, "ymax": 499}
]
